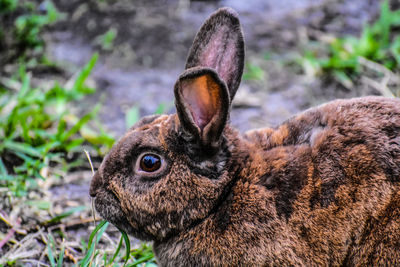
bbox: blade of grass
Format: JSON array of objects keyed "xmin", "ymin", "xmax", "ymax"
[
  {"xmin": 47, "ymin": 234, "xmax": 56, "ymax": 267},
  {"xmin": 376, "ymin": 0, "xmax": 391, "ymax": 46},
  {"xmin": 121, "ymin": 230, "xmax": 131, "ymax": 266},
  {"xmin": 125, "ymin": 106, "xmax": 139, "ymax": 129},
  {"xmin": 0, "ymin": 157, "xmax": 8, "ymax": 176},
  {"xmin": 26, "ymin": 200, "xmax": 51, "ymax": 210},
  {"xmin": 57, "ymin": 242, "xmax": 65, "ymax": 267},
  {"xmin": 17, "ymin": 72, "xmax": 31, "ymax": 100},
  {"xmin": 61, "ymin": 111, "xmax": 94, "ymax": 142},
  {"xmin": 72, "ymin": 53, "xmax": 98, "ymax": 95},
  {"xmin": 44, "ymin": 206, "xmax": 87, "ymax": 225},
  {"xmin": 106, "ymin": 235, "xmax": 124, "ymax": 266},
  {"xmin": 126, "ymin": 254, "xmax": 154, "ymax": 267},
  {"xmin": 3, "ymin": 140, "xmax": 41, "ymax": 158},
  {"xmin": 391, "ymin": 36, "xmax": 400, "ymax": 65},
  {"xmin": 80, "ymin": 220, "xmax": 109, "ymax": 267}
]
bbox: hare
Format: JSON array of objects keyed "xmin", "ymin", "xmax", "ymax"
[{"xmin": 90, "ymin": 7, "xmax": 400, "ymax": 266}]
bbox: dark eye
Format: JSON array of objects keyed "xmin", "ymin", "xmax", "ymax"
[{"xmin": 139, "ymin": 154, "xmax": 161, "ymax": 172}]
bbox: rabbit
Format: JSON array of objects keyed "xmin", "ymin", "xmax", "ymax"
[{"xmin": 89, "ymin": 7, "xmax": 400, "ymax": 266}]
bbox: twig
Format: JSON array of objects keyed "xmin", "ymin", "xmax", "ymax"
[
  {"xmin": 84, "ymin": 150, "xmax": 99, "ymax": 267},
  {"xmin": 305, "ymin": 28, "xmax": 337, "ymax": 44},
  {"xmin": 0, "ymin": 230, "xmax": 43, "ymax": 265},
  {"xmin": 20, "ymin": 259, "xmax": 50, "ymax": 267},
  {"xmin": 359, "ymin": 56, "xmax": 400, "ymax": 83},
  {"xmin": 361, "ymin": 76, "xmax": 395, "ymax": 98},
  {"xmin": 0, "ymin": 209, "xmax": 12, "ymax": 227},
  {"xmin": 0, "ymin": 218, "xmax": 20, "ymax": 249},
  {"xmin": 358, "ymin": 56, "xmax": 399, "ymax": 97},
  {"xmin": 0, "ymin": 209, "xmax": 26, "ymax": 235}
]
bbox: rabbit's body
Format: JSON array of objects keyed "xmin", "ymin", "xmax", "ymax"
[
  {"xmin": 153, "ymin": 96, "xmax": 400, "ymax": 266},
  {"xmin": 90, "ymin": 8, "xmax": 400, "ymax": 266}
]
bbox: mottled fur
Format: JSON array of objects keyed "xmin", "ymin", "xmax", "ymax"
[{"xmin": 90, "ymin": 7, "xmax": 400, "ymax": 266}]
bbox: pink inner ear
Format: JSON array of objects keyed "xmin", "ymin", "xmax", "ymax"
[
  {"xmin": 181, "ymin": 75, "xmax": 219, "ymax": 131},
  {"xmin": 200, "ymin": 25, "xmax": 236, "ymax": 88},
  {"xmin": 189, "ymin": 93, "xmax": 213, "ymax": 130}
]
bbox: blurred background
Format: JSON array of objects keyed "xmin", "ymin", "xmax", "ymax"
[{"xmin": 0, "ymin": 0, "xmax": 399, "ymax": 265}]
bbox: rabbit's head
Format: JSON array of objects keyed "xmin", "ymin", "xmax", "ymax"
[{"xmin": 89, "ymin": 7, "xmax": 245, "ymax": 241}]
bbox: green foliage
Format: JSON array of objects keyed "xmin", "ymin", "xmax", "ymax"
[
  {"xmin": 243, "ymin": 62, "xmax": 265, "ymax": 81},
  {"xmin": 127, "ymin": 244, "xmax": 156, "ymax": 267},
  {"xmin": 79, "ymin": 220, "xmax": 109, "ymax": 267},
  {"xmin": 125, "ymin": 102, "xmax": 174, "ymax": 130},
  {"xmin": 0, "ymin": 0, "xmax": 17, "ymax": 13},
  {"xmin": 47, "ymin": 233, "xmax": 65, "ymax": 267},
  {"xmin": 154, "ymin": 102, "xmax": 173, "ymax": 115},
  {"xmin": 96, "ymin": 28, "xmax": 117, "ymax": 51},
  {"xmin": 14, "ymin": 1, "xmax": 59, "ymax": 47},
  {"xmin": 81, "ymin": 221, "xmax": 156, "ymax": 266},
  {"xmin": 298, "ymin": 0, "xmax": 400, "ymax": 82},
  {"xmin": 0, "ymin": 0, "xmax": 62, "ymax": 63},
  {"xmin": 0, "ymin": 53, "xmax": 115, "ymax": 196},
  {"xmin": 125, "ymin": 106, "xmax": 140, "ymax": 129},
  {"xmin": 44, "ymin": 206, "xmax": 87, "ymax": 225}
]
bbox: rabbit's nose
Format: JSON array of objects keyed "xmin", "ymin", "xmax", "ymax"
[{"xmin": 89, "ymin": 171, "xmax": 102, "ymax": 197}]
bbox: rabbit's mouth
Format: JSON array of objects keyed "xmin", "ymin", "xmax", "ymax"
[
  {"xmin": 90, "ymin": 170, "xmax": 145, "ymax": 237},
  {"xmin": 93, "ymin": 188, "xmax": 127, "ymax": 227}
]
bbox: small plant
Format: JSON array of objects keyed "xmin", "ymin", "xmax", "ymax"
[
  {"xmin": 81, "ymin": 221, "xmax": 156, "ymax": 266},
  {"xmin": 95, "ymin": 28, "xmax": 118, "ymax": 51},
  {"xmin": 46, "ymin": 233, "xmax": 65, "ymax": 267},
  {"xmin": 243, "ymin": 62, "xmax": 265, "ymax": 81},
  {"xmin": 125, "ymin": 106, "xmax": 140, "ymax": 129},
  {"xmin": 14, "ymin": 1, "xmax": 59, "ymax": 48},
  {"xmin": 0, "ymin": 0, "xmax": 62, "ymax": 64},
  {"xmin": 0, "ymin": 53, "xmax": 115, "ymax": 196},
  {"xmin": 297, "ymin": 0, "xmax": 400, "ymax": 89}
]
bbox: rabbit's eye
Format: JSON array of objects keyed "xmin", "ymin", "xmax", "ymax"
[{"xmin": 139, "ymin": 154, "xmax": 162, "ymax": 172}]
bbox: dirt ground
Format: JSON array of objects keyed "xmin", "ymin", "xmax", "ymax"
[
  {"xmin": 1, "ymin": 0, "xmax": 390, "ymax": 265},
  {"xmin": 47, "ymin": 0, "xmax": 381, "ymax": 134}
]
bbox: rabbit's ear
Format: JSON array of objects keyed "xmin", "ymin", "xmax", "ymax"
[
  {"xmin": 185, "ymin": 7, "xmax": 244, "ymax": 101},
  {"xmin": 175, "ymin": 67, "xmax": 229, "ymax": 150}
]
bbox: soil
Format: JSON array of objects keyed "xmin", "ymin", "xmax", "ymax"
[{"xmin": 47, "ymin": 0, "xmax": 381, "ymax": 134}]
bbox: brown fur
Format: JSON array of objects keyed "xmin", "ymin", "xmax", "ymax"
[{"xmin": 90, "ymin": 7, "xmax": 400, "ymax": 266}]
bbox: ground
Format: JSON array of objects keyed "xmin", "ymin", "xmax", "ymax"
[{"xmin": 47, "ymin": 0, "xmax": 382, "ymax": 133}]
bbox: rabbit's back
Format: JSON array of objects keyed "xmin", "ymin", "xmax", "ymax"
[{"xmin": 243, "ymin": 96, "xmax": 400, "ymax": 265}]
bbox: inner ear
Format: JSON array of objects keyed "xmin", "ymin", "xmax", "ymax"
[
  {"xmin": 181, "ymin": 75, "xmax": 220, "ymax": 130},
  {"xmin": 174, "ymin": 68, "xmax": 229, "ymax": 149}
]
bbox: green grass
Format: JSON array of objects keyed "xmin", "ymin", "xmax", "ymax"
[
  {"xmin": 0, "ymin": 57, "xmax": 156, "ymax": 266},
  {"xmin": 95, "ymin": 28, "xmax": 118, "ymax": 51},
  {"xmin": 0, "ymin": 0, "xmax": 64, "ymax": 64},
  {"xmin": 0, "ymin": 53, "xmax": 114, "ymax": 197},
  {"xmin": 243, "ymin": 62, "xmax": 265, "ymax": 81},
  {"xmin": 80, "ymin": 221, "xmax": 156, "ymax": 267},
  {"xmin": 14, "ymin": 1, "xmax": 60, "ymax": 48},
  {"xmin": 297, "ymin": 0, "xmax": 400, "ymax": 91},
  {"xmin": 0, "ymin": 1, "xmax": 159, "ymax": 266}
]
